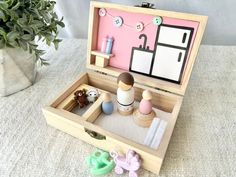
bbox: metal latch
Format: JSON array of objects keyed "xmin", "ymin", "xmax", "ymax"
[
  {"xmin": 84, "ymin": 128, "xmax": 106, "ymax": 140},
  {"xmin": 135, "ymin": 2, "xmax": 155, "ymax": 9}
]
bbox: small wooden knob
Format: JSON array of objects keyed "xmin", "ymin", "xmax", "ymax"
[{"xmin": 142, "ymin": 90, "xmax": 152, "ymax": 100}]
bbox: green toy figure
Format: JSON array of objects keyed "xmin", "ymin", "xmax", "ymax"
[{"xmin": 86, "ymin": 149, "xmax": 115, "ymax": 176}]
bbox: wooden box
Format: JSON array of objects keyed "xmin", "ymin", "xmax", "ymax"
[{"xmin": 42, "ymin": 2, "xmax": 207, "ymax": 175}]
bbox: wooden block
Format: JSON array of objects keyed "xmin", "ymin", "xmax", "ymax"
[{"xmin": 95, "ymin": 56, "xmax": 109, "ymax": 67}]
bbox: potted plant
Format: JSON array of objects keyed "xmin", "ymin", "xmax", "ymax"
[{"xmin": 0, "ymin": 0, "xmax": 64, "ymax": 96}]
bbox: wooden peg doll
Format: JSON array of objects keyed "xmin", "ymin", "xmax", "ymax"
[
  {"xmin": 133, "ymin": 90, "xmax": 156, "ymax": 127},
  {"xmin": 117, "ymin": 72, "xmax": 135, "ymax": 115},
  {"xmin": 139, "ymin": 90, "xmax": 152, "ymax": 115},
  {"xmin": 102, "ymin": 93, "xmax": 114, "ymax": 115}
]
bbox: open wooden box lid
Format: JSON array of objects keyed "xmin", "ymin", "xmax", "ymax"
[{"xmin": 86, "ymin": 1, "xmax": 207, "ymax": 96}]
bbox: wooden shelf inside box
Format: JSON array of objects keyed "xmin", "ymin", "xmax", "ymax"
[
  {"xmin": 91, "ymin": 50, "xmax": 114, "ymax": 59},
  {"xmin": 43, "ymin": 72, "xmax": 183, "ymax": 174}
]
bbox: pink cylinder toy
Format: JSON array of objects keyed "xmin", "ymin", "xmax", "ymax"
[{"xmin": 101, "ymin": 36, "xmax": 108, "ymax": 53}]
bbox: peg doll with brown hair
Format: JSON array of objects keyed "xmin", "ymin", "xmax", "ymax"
[{"xmin": 117, "ymin": 72, "xmax": 135, "ymax": 115}]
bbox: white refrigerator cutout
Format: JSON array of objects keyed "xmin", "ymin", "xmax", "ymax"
[
  {"xmin": 150, "ymin": 25, "xmax": 194, "ymax": 83},
  {"xmin": 151, "ymin": 46, "xmax": 186, "ymax": 81}
]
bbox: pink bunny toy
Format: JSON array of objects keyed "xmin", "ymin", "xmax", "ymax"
[{"xmin": 110, "ymin": 150, "xmax": 141, "ymax": 177}]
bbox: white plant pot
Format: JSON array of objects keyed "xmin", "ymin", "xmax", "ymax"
[{"xmin": 0, "ymin": 47, "xmax": 37, "ymax": 96}]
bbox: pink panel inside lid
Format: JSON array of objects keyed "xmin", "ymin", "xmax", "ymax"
[{"xmin": 97, "ymin": 8, "xmax": 199, "ymax": 71}]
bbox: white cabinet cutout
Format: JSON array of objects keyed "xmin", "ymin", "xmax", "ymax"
[
  {"xmin": 130, "ymin": 49, "xmax": 153, "ymax": 74},
  {"xmin": 157, "ymin": 26, "xmax": 192, "ymax": 48}
]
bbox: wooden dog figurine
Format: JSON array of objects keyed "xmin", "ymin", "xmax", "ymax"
[{"xmin": 74, "ymin": 89, "xmax": 89, "ymax": 108}]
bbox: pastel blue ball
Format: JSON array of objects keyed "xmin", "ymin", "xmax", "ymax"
[{"xmin": 102, "ymin": 102, "xmax": 114, "ymax": 115}]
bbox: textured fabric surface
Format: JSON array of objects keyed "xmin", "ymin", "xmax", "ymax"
[{"xmin": 0, "ymin": 39, "xmax": 235, "ymax": 177}]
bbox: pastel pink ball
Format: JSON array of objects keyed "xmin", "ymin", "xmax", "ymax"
[{"xmin": 139, "ymin": 99, "xmax": 152, "ymax": 115}]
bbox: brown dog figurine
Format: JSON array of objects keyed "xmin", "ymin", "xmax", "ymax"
[{"xmin": 74, "ymin": 89, "xmax": 89, "ymax": 108}]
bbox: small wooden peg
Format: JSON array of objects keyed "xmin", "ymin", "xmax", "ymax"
[
  {"xmin": 103, "ymin": 92, "xmax": 112, "ymax": 102},
  {"xmin": 102, "ymin": 93, "xmax": 114, "ymax": 115},
  {"xmin": 142, "ymin": 90, "xmax": 152, "ymax": 100}
]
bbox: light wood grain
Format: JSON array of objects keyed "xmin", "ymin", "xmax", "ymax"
[
  {"xmin": 43, "ymin": 106, "xmax": 164, "ymax": 174},
  {"xmin": 87, "ymin": 3, "xmax": 99, "ymax": 66},
  {"xmin": 43, "ymin": 1, "xmax": 207, "ymax": 175},
  {"xmin": 50, "ymin": 73, "xmax": 88, "ymax": 108},
  {"xmin": 82, "ymin": 95, "xmax": 104, "ymax": 122},
  {"xmin": 133, "ymin": 109, "xmax": 156, "ymax": 127},
  {"xmin": 95, "ymin": 56, "xmax": 108, "ymax": 67},
  {"xmin": 42, "ymin": 71, "xmax": 183, "ymax": 175},
  {"xmin": 91, "ymin": 50, "xmax": 114, "ymax": 59},
  {"xmin": 57, "ymin": 83, "xmax": 108, "ymax": 111}
]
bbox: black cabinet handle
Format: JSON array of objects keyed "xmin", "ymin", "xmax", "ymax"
[
  {"xmin": 178, "ymin": 52, "xmax": 182, "ymax": 62},
  {"xmin": 182, "ymin": 33, "xmax": 187, "ymax": 43}
]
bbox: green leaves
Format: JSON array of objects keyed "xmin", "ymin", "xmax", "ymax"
[
  {"xmin": 0, "ymin": 1, "xmax": 9, "ymax": 10},
  {"xmin": 53, "ymin": 39, "xmax": 62, "ymax": 50},
  {"xmin": 22, "ymin": 34, "xmax": 33, "ymax": 40},
  {"xmin": 0, "ymin": 27, "xmax": 6, "ymax": 36},
  {"xmin": 0, "ymin": 0, "xmax": 65, "ymax": 64},
  {"xmin": 30, "ymin": 20, "xmax": 44, "ymax": 28},
  {"xmin": 17, "ymin": 17, "xmax": 27, "ymax": 26},
  {"xmin": 0, "ymin": 10, "xmax": 7, "ymax": 22},
  {"xmin": 0, "ymin": 27, "xmax": 7, "ymax": 41},
  {"xmin": 57, "ymin": 17, "xmax": 65, "ymax": 27},
  {"xmin": 11, "ymin": 1, "xmax": 21, "ymax": 10},
  {"xmin": 6, "ymin": 31, "xmax": 19, "ymax": 41},
  {"xmin": 0, "ymin": 39, "xmax": 5, "ymax": 49}
]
